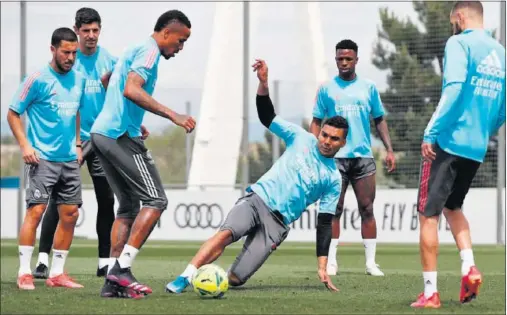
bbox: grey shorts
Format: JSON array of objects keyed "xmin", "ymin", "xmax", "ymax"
[
  {"xmin": 82, "ymin": 140, "xmax": 105, "ymax": 177},
  {"xmin": 91, "ymin": 133, "xmax": 167, "ymax": 219},
  {"xmin": 25, "ymin": 159, "xmax": 82, "ymax": 209},
  {"xmin": 220, "ymin": 192, "xmax": 290, "ymax": 285}
]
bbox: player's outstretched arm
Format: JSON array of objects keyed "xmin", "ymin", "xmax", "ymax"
[
  {"xmin": 253, "ymin": 59, "xmax": 304, "ymax": 146},
  {"xmin": 316, "ymin": 213, "xmax": 339, "ymax": 292},
  {"xmin": 124, "ymin": 72, "xmax": 196, "ymax": 133}
]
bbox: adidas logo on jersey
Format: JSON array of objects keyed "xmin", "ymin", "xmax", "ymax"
[{"xmin": 477, "ymin": 50, "xmax": 505, "ymax": 79}]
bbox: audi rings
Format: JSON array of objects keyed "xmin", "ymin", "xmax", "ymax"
[{"xmin": 174, "ymin": 203, "xmax": 224, "ymax": 228}]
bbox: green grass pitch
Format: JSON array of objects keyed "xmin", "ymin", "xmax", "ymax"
[{"xmin": 1, "ymin": 239, "xmax": 505, "ymax": 314}]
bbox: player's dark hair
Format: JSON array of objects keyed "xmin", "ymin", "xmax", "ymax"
[
  {"xmin": 335, "ymin": 39, "xmax": 358, "ymax": 54},
  {"xmin": 452, "ymin": 1, "xmax": 483, "ymax": 16},
  {"xmin": 324, "ymin": 115, "xmax": 349, "ymax": 138},
  {"xmin": 51, "ymin": 27, "xmax": 78, "ymax": 48},
  {"xmin": 75, "ymin": 7, "xmax": 102, "ymax": 29},
  {"xmin": 154, "ymin": 10, "xmax": 191, "ymax": 31}
]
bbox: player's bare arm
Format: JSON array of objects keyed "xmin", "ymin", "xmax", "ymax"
[
  {"xmin": 253, "ymin": 59, "xmax": 269, "ymax": 96},
  {"xmin": 76, "ymin": 111, "xmax": 82, "ymax": 164},
  {"xmin": 7, "ymin": 109, "xmax": 39, "ymax": 165},
  {"xmin": 124, "ymin": 72, "xmax": 196, "ymax": 133},
  {"xmin": 310, "ymin": 117, "xmax": 323, "ymax": 138},
  {"xmin": 100, "ymin": 72, "xmax": 113, "ymax": 90},
  {"xmin": 373, "ymin": 116, "xmax": 396, "ymax": 172}
]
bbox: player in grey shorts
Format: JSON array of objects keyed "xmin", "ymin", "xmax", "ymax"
[
  {"xmin": 166, "ymin": 59, "xmax": 348, "ymax": 293},
  {"xmin": 8, "ymin": 27, "xmax": 84, "ymax": 290},
  {"xmin": 33, "ymin": 7, "xmax": 120, "ymax": 279}
]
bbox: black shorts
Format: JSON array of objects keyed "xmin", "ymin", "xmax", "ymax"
[
  {"xmin": 336, "ymin": 157, "xmax": 376, "ymax": 183},
  {"xmin": 81, "ymin": 140, "xmax": 106, "ymax": 177},
  {"xmin": 91, "ymin": 133, "xmax": 168, "ymax": 218},
  {"xmin": 417, "ymin": 144, "xmax": 480, "ymax": 217}
]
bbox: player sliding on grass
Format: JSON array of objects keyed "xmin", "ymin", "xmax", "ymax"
[
  {"xmin": 166, "ymin": 59, "xmax": 347, "ymax": 293},
  {"xmin": 411, "ymin": 0, "xmax": 505, "ymax": 309}
]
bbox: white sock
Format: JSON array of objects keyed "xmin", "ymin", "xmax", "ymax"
[
  {"xmin": 117, "ymin": 245, "xmax": 139, "ymax": 269},
  {"xmin": 37, "ymin": 252, "xmax": 49, "ymax": 266},
  {"xmin": 181, "ymin": 264, "xmax": 198, "ymax": 279},
  {"xmin": 423, "ymin": 271, "xmax": 438, "ymax": 298},
  {"xmin": 98, "ymin": 258, "xmax": 109, "ymax": 269},
  {"xmin": 363, "ymin": 239, "xmax": 377, "ymax": 266},
  {"xmin": 18, "ymin": 246, "xmax": 34, "ymax": 277},
  {"xmin": 107, "ymin": 257, "xmax": 117, "ymax": 275},
  {"xmin": 328, "ymin": 239, "xmax": 339, "ymax": 265},
  {"xmin": 49, "ymin": 249, "xmax": 69, "ymax": 278},
  {"xmin": 460, "ymin": 249, "xmax": 475, "ymax": 276}
]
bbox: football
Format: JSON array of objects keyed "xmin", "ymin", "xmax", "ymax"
[{"xmin": 191, "ymin": 264, "xmax": 229, "ymax": 299}]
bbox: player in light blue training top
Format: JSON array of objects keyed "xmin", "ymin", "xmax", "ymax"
[
  {"xmin": 310, "ymin": 39, "xmax": 396, "ymax": 277},
  {"xmin": 34, "ymin": 8, "xmax": 120, "ymax": 282},
  {"xmin": 166, "ymin": 59, "xmax": 347, "ymax": 294},
  {"xmin": 8, "ymin": 27, "xmax": 85, "ymax": 290},
  {"xmin": 413, "ymin": 1, "xmax": 506, "ymax": 308},
  {"xmin": 90, "ymin": 10, "xmax": 196, "ymax": 299}
]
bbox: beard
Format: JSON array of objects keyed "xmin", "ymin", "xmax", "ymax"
[
  {"xmin": 55, "ymin": 58, "xmax": 73, "ymax": 73},
  {"xmin": 452, "ymin": 22, "xmax": 463, "ymax": 35}
]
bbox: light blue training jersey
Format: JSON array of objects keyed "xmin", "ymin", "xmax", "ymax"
[
  {"xmin": 424, "ymin": 29, "xmax": 506, "ymax": 162},
  {"xmin": 9, "ymin": 64, "xmax": 85, "ymax": 162},
  {"xmin": 248, "ymin": 116, "xmax": 342, "ymax": 225},
  {"xmin": 74, "ymin": 46, "xmax": 117, "ymax": 141},
  {"xmin": 313, "ymin": 75, "xmax": 386, "ymax": 158},
  {"xmin": 91, "ymin": 37, "xmax": 160, "ymax": 139}
]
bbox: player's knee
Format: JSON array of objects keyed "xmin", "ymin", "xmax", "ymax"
[
  {"xmin": 334, "ymin": 204, "xmax": 344, "ymax": 219},
  {"xmin": 359, "ymin": 202, "xmax": 374, "ymax": 222},
  {"xmin": 27, "ymin": 204, "xmax": 47, "ymax": 222},
  {"xmin": 228, "ymin": 272, "xmax": 246, "ymax": 287},
  {"xmin": 143, "ymin": 195, "xmax": 168, "ymax": 212},
  {"xmin": 59, "ymin": 205, "xmax": 80, "ymax": 225}
]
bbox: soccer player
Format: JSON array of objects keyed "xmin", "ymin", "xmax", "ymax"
[
  {"xmin": 8, "ymin": 27, "xmax": 85, "ymax": 290},
  {"xmin": 411, "ymin": 1, "xmax": 505, "ymax": 308},
  {"xmin": 33, "ymin": 7, "xmax": 119, "ymax": 280},
  {"xmin": 165, "ymin": 59, "xmax": 346, "ymax": 294},
  {"xmin": 90, "ymin": 10, "xmax": 195, "ymax": 298},
  {"xmin": 310, "ymin": 39, "xmax": 396, "ymax": 276}
]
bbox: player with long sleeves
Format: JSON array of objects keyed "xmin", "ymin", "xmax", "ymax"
[
  {"xmin": 166, "ymin": 59, "xmax": 348, "ymax": 294},
  {"xmin": 412, "ymin": 1, "xmax": 505, "ymax": 308}
]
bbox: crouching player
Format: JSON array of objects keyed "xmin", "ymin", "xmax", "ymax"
[{"xmin": 166, "ymin": 59, "xmax": 348, "ymax": 293}]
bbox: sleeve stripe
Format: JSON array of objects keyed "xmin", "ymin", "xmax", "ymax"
[
  {"xmin": 144, "ymin": 48, "xmax": 158, "ymax": 69},
  {"xmin": 19, "ymin": 72, "xmax": 41, "ymax": 101}
]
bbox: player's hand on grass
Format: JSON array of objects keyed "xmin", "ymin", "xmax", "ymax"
[
  {"xmin": 173, "ymin": 114, "xmax": 196, "ymax": 133},
  {"xmin": 421, "ymin": 142, "xmax": 436, "ymax": 161},
  {"xmin": 252, "ymin": 59, "xmax": 268, "ymax": 84},
  {"xmin": 140, "ymin": 125, "xmax": 150, "ymax": 140},
  {"xmin": 385, "ymin": 150, "xmax": 396, "ymax": 172},
  {"xmin": 318, "ymin": 268, "xmax": 339, "ymax": 292},
  {"xmin": 21, "ymin": 144, "xmax": 39, "ymax": 165}
]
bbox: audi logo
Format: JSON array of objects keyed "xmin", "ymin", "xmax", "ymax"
[{"xmin": 174, "ymin": 203, "xmax": 224, "ymax": 229}]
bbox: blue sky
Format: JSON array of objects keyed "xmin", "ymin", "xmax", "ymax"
[{"xmin": 1, "ymin": 1, "xmax": 502, "ymax": 140}]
